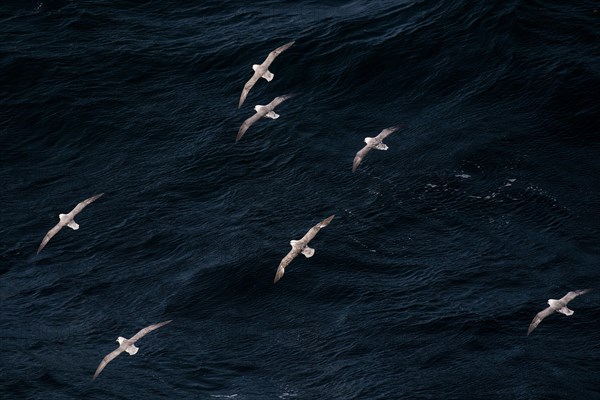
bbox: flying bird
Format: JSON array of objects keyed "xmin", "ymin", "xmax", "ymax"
[
  {"xmin": 236, "ymin": 94, "xmax": 294, "ymax": 142},
  {"xmin": 93, "ymin": 320, "xmax": 172, "ymax": 380},
  {"xmin": 238, "ymin": 41, "xmax": 295, "ymax": 108},
  {"xmin": 274, "ymin": 215, "xmax": 334, "ymax": 283},
  {"xmin": 527, "ymin": 289, "xmax": 592, "ymax": 335},
  {"xmin": 352, "ymin": 126, "xmax": 400, "ymax": 172},
  {"xmin": 37, "ymin": 193, "xmax": 104, "ymax": 254}
]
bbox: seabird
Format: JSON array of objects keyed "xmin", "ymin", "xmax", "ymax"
[
  {"xmin": 37, "ymin": 193, "xmax": 104, "ymax": 254},
  {"xmin": 274, "ymin": 215, "xmax": 334, "ymax": 283},
  {"xmin": 238, "ymin": 41, "xmax": 295, "ymax": 108},
  {"xmin": 352, "ymin": 126, "xmax": 400, "ymax": 172},
  {"xmin": 93, "ymin": 320, "xmax": 172, "ymax": 380},
  {"xmin": 527, "ymin": 289, "xmax": 592, "ymax": 335},
  {"xmin": 236, "ymin": 94, "xmax": 294, "ymax": 142}
]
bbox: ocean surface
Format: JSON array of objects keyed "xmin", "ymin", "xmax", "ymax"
[{"xmin": 1, "ymin": 1, "xmax": 599, "ymax": 399}]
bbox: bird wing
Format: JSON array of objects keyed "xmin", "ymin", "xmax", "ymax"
[
  {"xmin": 560, "ymin": 289, "xmax": 592, "ymax": 304},
  {"xmin": 274, "ymin": 248, "xmax": 300, "ymax": 283},
  {"xmin": 300, "ymin": 215, "xmax": 335, "ymax": 244},
  {"xmin": 238, "ymin": 42, "xmax": 294, "ymax": 108},
  {"xmin": 266, "ymin": 94, "xmax": 294, "ymax": 110},
  {"xmin": 263, "ymin": 41, "xmax": 295, "ymax": 66},
  {"xmin": 236, "ymin": 111, "xmax": 265, "ymax": 142},
  {"xmin": 37, "ymin": 223, "xmax": 64, "ymax": 254},
  {"xmin": 69, "ymin": 193, "xmax": 104, "ymax": 217},
  {"xmin": 238, "ymin": 72, "xmax": 261, "ymax": 109},
  {"xmin": 375, "ymin": 126, "xmax": 400, "ymax": 141},
  {"xmin": 527, "ymin": 306, "xmax": 555, "ymax": 335},
  {"xmin": 130, "ymin": 320, "xmax": 173, "ymax": 343},
  {"xmin": 352, "ymin": 145, "xmax": 372, "ymax": 172},
  {"xmin": 93, "ymin": 346, "xmax": 124, "ymax": 380}
]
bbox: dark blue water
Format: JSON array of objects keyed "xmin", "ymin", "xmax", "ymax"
[{"xmin": 1, "ymin": 1, "xmax": 599, "ymax": 399}]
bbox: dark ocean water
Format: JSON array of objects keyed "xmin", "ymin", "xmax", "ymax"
[{"xmin": 1, "ymin": 1, "xmax": 599, "ymax": 399}]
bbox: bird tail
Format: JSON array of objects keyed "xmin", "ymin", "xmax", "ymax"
[
  {"xmin": 126, "ymin": 344, "xmax": 139, "ymax": 355},
  {"xmin": 265, "ymin": 111, "xmax": 279, "ymax": 119},
  {"xmin": 301, "ymin": 246, "xmax": 315, "ymax": 258},
  {"xmin": 262, "ymin": 70, "xmax": 274, "ymax": 81},
  {"xmin": 274, "ymin": 266, "xmax": 285, "ymax": 283},
  {"xmin": 558, "ymin": 307, "xmax": 574, "ymax": 316},
  {"xmin": 67, "ymin": 220, "xmax": 80, "ymax": 230}
]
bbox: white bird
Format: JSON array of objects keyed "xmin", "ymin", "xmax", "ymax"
[
  {"xmin": 236, "ymin": 94, "xmax": 294, "ymax": 142},
  {"xmin": 238, "ymin": 41, "xmax": 295, "ymax": 108},
  {"xmin": 352, "ymin": 126, "xmax": 400, "ymax": 172},
  {"xmin": 274, "ymin": 215, "xmax": 334, "ymax": 284},
  {"xmin": 37, "ymin": 193, "xmax": 104, "ymax": 254},
  {"xmin": 527, "ymin": 289, "xmax": 592, "ymax": 335},
  {"xmin": 93, "ymin": 320, "xmax": 172, "ymax": 380}
]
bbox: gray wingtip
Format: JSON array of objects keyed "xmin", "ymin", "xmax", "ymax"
[
  {"xmin": 527, "ymin": 322, "xmax": 536, "ymax": 336},
  {"xmin": 274, "ymin": 271, "xmax": 283, "ymax": 284},
  {"xmin": 236, "ymin": 127, "xmax": 246, "ymax": 142}
]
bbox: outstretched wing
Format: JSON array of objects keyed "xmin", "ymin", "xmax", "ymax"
[
  {"xmin": 37, "ymin": 223, "xmax": 64, "ymax": 254},
  {"xmin": 375, "ymin": 126, "xmax": 400, "ymax": 141},
  {"xmin": 560, "ymin": 289, "xmax": 592, "ymax": 304},
  {"xmin": 263, "ymin": 41, "xmax": 295, "ymax": 66},
  {"xmin": 527, "ymin": 306, "xmax": 555, "ymax": 335},
  {"xmin": 69, "ymin": 193, "xmax": 104, "ymax": 217},
  {"xmin": 238, "ymin": 72, "xmax": 261, "ymax": 109},
  {"xmin": 274, "ymin": 248, "xmax": 300, "ymax": 283},
  {"xmin": 352, "ymin": 145, "xmax": 371, "ymax": 172},
  {"xmin": 238, "ymin": 41, "xmax": 294, "ymax": 108},
  {"xmin": 130, "ymin": 320, "xmax": 173, "ymax": 343},
  {"xmin": 236, "ymin": 112, "xmax": 265, "ymax": 142},
  {"xmin": 300, "ymin": 215, "xmax": 335, "ymax": 244},
  {"xmin": 93, "ymin": 347, "xmax": 124, "ymax": 380},
  {"xmin": 267, "ymin": 94, "xmax": 294, "ymax": 110}
]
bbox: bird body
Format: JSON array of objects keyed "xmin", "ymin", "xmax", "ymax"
[
  {"xmin": 352, "ymin": 126, "xmax": 399, "ymax": 172},
  {"xmin": 252, "ymin": 63, "xmax": 274, "ymax": 82},
  {"xmin": 238, "ymin": 41, "xmax": 295, "ymax": 108},
  {"xmin": 364, "ymin": 137, "xmax": 388, "ymax": 150},
  {"xmin": 547, "ymin": 299, "xmax": 573, "ymax": 315},
  {"xmin": 527, "ymin": 289, "xmax": 591, "ymax": 335},
  {"xmin": 255, "ymin": 105, "xmax": 279, "ymax": 119},
  {"xmin": 59, "ymin": 213, "xmax": 79, "ymax": 229},
  {"xmin": 274, "ymin": 215, "xmax": 334, "ymax": 283},
  {"xmin": 93, "ymin": 320, "xmax": 172, "ymax": 380},
  {"xmin": 116, "ymin": 336, "xmax": 139, "ymax": 355},
  {"xmin": 237, "ymin": 94, "xmax": 294, "ymax": 142},
  {"xmin": 37, "ymin": 193, "xmax": 104, "ymax": 254}
]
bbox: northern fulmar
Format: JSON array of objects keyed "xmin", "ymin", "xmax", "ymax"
[
  {"xmin": 527, "ymin": 289, "xmax": 592, "ymax": 335},
  {"xmin": 352, "ymin": 126, "xmax": 400, "ymax": 172},
  {"xmin": 236, "ymin": 94, "xmax": 294, "ymax": 142},
  {"xmin": 93, "ymin": 320, "xmax": 172, "ymax": 380},
  {"xmin": 37, "ymin": 193, "xmax": 104, "ymax": 254},
  {"xmin": 274, "ymin": 215, "xmax": 334, "ymax": 283},
  {"xmin": 238, "ymin": 41, "xmax": 295, "ymax": 108}
]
